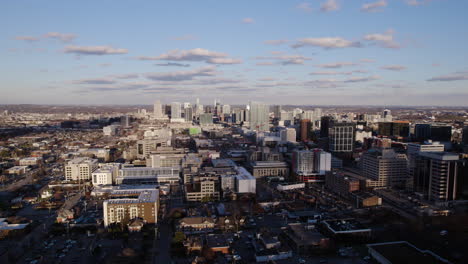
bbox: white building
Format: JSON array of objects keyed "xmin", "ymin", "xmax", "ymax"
[
  {"xmin": 19, "ymin": 157, "xmax": 42, "ymax": 166},
  {"xmin": 235, "ymin": 167, "xmax": 256, "ymax": 193},
  {"xmin": 154, "ymin": 100, "xmax": 163, "ymax": 119},
  {"xmin": 171, "ymin": 102, "xmax": 182, "ymax": 119},
  {"xmin": 92, "ymin": 164, "xmax": 121, "ymax": 186},
  {"xmin": 116, "ymin": 167, "xmax": 180, "ymax": 185},
  {"xmin": 280, "ymin": 128, "xmax": 296, "ymax": 142},
  {"xmin": 103, "ymin": 125, "xmax": 119, "ymax": 136},
  {"xmin": 65, "ymin": 157, "xmax": 98, "ymax": 181}
]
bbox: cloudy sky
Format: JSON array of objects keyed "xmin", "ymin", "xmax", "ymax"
[{"xmin": 2, "ymin": 0, "xmax": 468, "ymax": 106}]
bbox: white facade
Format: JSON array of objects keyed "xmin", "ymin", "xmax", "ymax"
[
  {"xmin": 171, "ymin": 102, "xmax": 182, "ymax": 119},
  {"xmin": 235, "ymin": 167, "xmax": 256, "ymax": 193},
  {"xmin": 103, "ymin": 125, "xmax": 118, "ymax": 136},
  {"xmin": 19, "ymin": 157, "xmax": 42, "ymax": 166},
  {"xmin": 277, "ymin": 183, "xmax": 305, "ymax": 191},
  {"xmin": 92, "ymin": 164, "xmax": 120, "ymax": 185},
  {"xmin": 65, "ymin": 157, "xmax": 98, "ymax": 181},
  {"xmin": 280, "ymin": 128, "xmax": 296, "ymax": 142},
  {"xmin": 249, "ymin": 102, "xmax": 269, "ymax": 132},
  {"xmin": 153, "ymin": 100, "xmax": 163, "ymax": 119}
]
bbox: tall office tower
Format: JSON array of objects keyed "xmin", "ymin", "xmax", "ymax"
[
  {"xmin": 184, "ymin": 107, "xmax": 193, "ymax": 122},
  {"xmin": 199, "ymin": 113, "xmax": 213, "ymax": 125},
  {"xmin": 378, "ymin": 121, "xmax": 410, "ymax": 137},
  {"xmin": 328, "ymin": 120, "xmax": 356, "ymax": 154},
  {"xmin": 249, "ymin": 102, "xmax": 269, "ymax": 132},
  {"xmin": 361, "ymin": 148, "xmax": 408, "ymax": 188},
  {"xmin": 196, "ymin": 98, "xmax": 200, "ymax": 106},
  {"xmin": 320, "ymin": 116, "xmax": 332, "ymax": 138},
  {"xmin": 302, "ymin": 110, "xmax": 314, "ymax": 121},
  {"xmin": 222, "ymin": 104, "xmax": 231, "ymax": 114},
  {"xmin": 292, "ymin": 108, "xmax": 303, "ymax": 119},
  {"xmin": 463, "ymin": 126, "xmax": 468, "ymax": 145},
  {"xmin": 407, "ymin": 141, "xmax": 445, "ymax": 190},
  {"xmin": 300, "ymin": 119, "xmax": 312, "ymax": 142},
  {"xmin": 292, "ymin": 149, "xmax": 331, "ymax": 183},
  {"xmin": 171, "ymin": 102, "xmax": 182, "ymax": 119},
  {"xmin": 153, "ymin": 100, "xmax": 163, "ymax": 118},
  {"xmin": 280, "ymin": 128, "xmax": 296, "ymax": 142},
  {"xmin": 120, "ymin": 115, "xmax": 130, "ymax": 127},
  {"xmin": 414, "ymin": 152, "xmax": 467, "ymax": 203},
  {"xmin": 273, "ymin": 105, "xmax": 282, "ymax": 119},
  {"xmin": 314, "ymin": 108, "xmax": 322, "ymax": 120},
  {"xmin": 280, "ymin": 111, "xmax": 293, "ymax": 122},
  {"xmin": 430, "ymin": 125, "xmax": 452, "ymax": 142},
  {"xmin": 414, "ymin": 124, "xmax": 432, "ymax": 141},
  {"xmin": 381, "ymin": 109, "xmax": 393, "ymax": 121}
]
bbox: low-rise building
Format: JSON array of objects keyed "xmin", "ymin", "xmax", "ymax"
[
  {"xmin": 103, "ymin": 188, "xmax": 159, "ymax": 227},
  {"xmin": 65, "ymin": 157, "xmax": 98, "ymax": 181},
  {"xmin": 19, "ymin": 157, "xmax": 42, "ymax": 166}
]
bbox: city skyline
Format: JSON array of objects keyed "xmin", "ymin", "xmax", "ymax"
[{"xmin": 2, "ymin": 1, "xmax": 468, "ymax": 106}]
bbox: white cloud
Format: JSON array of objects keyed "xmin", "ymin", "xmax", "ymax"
[
  {"xmin": 207, "ymin": 58, "xmax": 242, "ymax": 65},
  {"xmin": 364, "ymin": 29, "xmax": 400, "ymax": 49},
  {"xmin": 264, "ymin": 39, "xmax": 289, "ymax": 45},
  {"xmin": 73, "ymin": 78, "xmax": 116, "ymax": 85},
  {"xmin": 14, "ymin": 36, "xmax": 40, "ymax": 42},
  {"xmin": 317, "ymin": 62, "xmax": 357, "ymax": 68},
  {"xmin": 44, "ymin": 32, "xmax": 76, "ymax": 42},
  {"xmin": 360, "ymin": 58, "xmax": 375, "ymax": 63},
  {"xmin": 321, "ymin": 0, "xmax": 340, "ymax": 12},
  {"xmin": 292, "ymin": 37, "xmax": 361, "ymax": 49},
  {"xmin": 310, "ymin": 70, "xmax": 366, "ymax": 75},
  {"xmin": 242, "ymin": 18, "xmax": 255, "ymax": 24},
  {"xmin": 427, "ymin": 72, "xmax": 468, "ymax": 82},
  {"xmin": 255, "ymin": 54, "xmax": 312, "ymax": 65},
  {"xmin": 137, "ymin": 48, "xmax": 240, "ymax": 64},
  {"xmin": 64, "ymin": 45, "xmax": 128, "ymax": 55},
  {"xmin": 343, "ymin": 75, "xmax": 380, "ymax": 82},
  {"xmin": 381, "ymin": 65, "xmax": 407, "ymax": 71},
  {"xmin": 145, "ymin": 66, "xmax": 217, "ymax": 81},
  {"xmin": 361, "ymin": 0, "xmax": 387, "ymax": 13},
  {"xmin": 256, "ymin": 62, "xmax": 275, "ymax": 66},
  {"xmin": 405, "ymin": 0, "xmax": 431, "ymax": 6},
  {"xmin": 297, "ymin": 2, "xmax": 313, "ymax": 12}
]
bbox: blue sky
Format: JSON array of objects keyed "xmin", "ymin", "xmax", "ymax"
[{"xmin": 1, "ymin": 0, "xmax": 468, "ymax": 106}]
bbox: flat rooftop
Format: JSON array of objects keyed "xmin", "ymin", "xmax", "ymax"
[
  {"xmin": 106, "ymin": 189, "xmax": 159, "ymax": 204},
  {"xmin": 323, "ymin": 219, "xmax": 371, "ymax": 234},
  {"xmin": 367, "ymin": 241, "xmax": 451, "ymax": 264}
]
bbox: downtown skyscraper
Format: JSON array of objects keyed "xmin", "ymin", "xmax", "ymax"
[{"xmin": 249, "ymin": 102, "xmax": 269, "ymax": 132}]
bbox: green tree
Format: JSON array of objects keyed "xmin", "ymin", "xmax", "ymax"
[{"xmin": 172, "ymin": 231, "xmax": 185, "ymax": 244}]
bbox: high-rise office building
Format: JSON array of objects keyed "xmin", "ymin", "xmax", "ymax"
[
  {"xmin": 329, "ymin": 121, "xmax": 356, "ymax": 153},
  {"xmin": 407, "ymin": 141, "xmax": 445, "ymax": 190},
  {"xmin": 414, "ymin": 124, "xmax": 432, "ymax": 141},
  {"xmin": 413, "ymin": 152, "xmax": 467, "ymax": 203},
  {"xmin": 120, "ymin": 115, "xmax": 130, "ymax": 127},
  {"xmin": 222, "ymin": 104, "xmax": 231, "ymax": 114},
  {"xmin": 249, "ymin": 102, "xmax": 269, "ymax": 132},
  {"xmin": 292, "ymin": 149, "xmax": 331, "ymax": 183},
  {"xmin": 171, "ymin": 102, "xmax": 182, "ymax": 119},
  {"xmin": 378, "ymin": 121, "xmax": 410, "ymax": 138},
  {"xmin": 153, "ymin": 100, "xmax": 163, "ymax": 119},
  {"xmin": 199, "ymin": 113, "xmax": 213, "ymax": 125},
  {"xmin": 273, "ymin": 105, "xmax": 282, "ymax": 119},
  {"xmin": 184, "ymin": 107, "xmax": 193, "ymax": 122},
  {"xmin": 320, "ymin": 116, "xmax": 333, "ymax": 138},
  {"xmin": 300, "ymin": 119, "xmax": 312, "ymax": 142},
  {"xmin": 430, "ymin": 125, "xmax": 452, "ymax": 142},
  {"xmin": 280, "ymin": 128, "xmax": 296, "ymax": 142},
  {"xmin": 280, "ymin": 111, "xmax": 293, "ymax": 122},
  {"xmin": 361, "ymin": 148, "xmax": 408, "ymax": 188}
]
